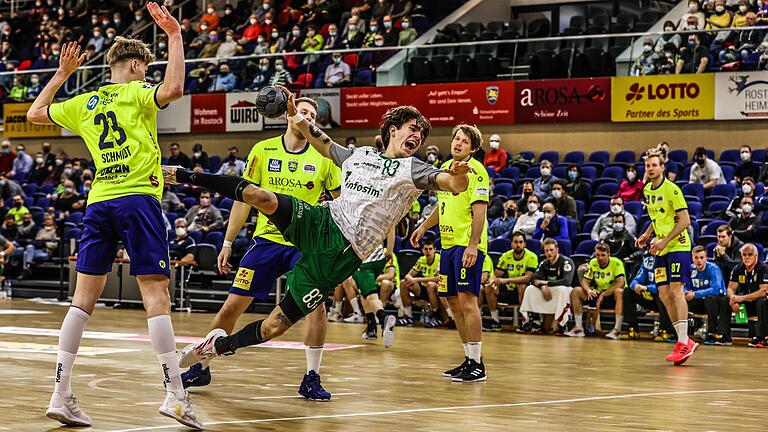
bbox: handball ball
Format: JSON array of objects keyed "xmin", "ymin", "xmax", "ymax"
[{"xmin": 255, "ymin": 86, "xmax": 288, "ymax": 119}]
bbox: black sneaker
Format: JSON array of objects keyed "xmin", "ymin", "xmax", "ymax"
[
  {"xmin": 482, "ymin": 319, "xmax": 493, "ymax": 332},
  {"xmin": 489, "ymin": 320, "xmax": 502, "ymax": 332},
  {"xmin": 442, "ymin": 357, "xmax": 469, "ymax": 378},
  {"xmin": 396, "ymin": 316, "xmax": 414, "ymax": 327},
  {"xmin": 451, "ymin": 359, "xmax": 486, "ymax": 382},
  {"xmin": 530, "ymin": 321, "xmax": 543, "ymax": 334},
  {"xmin": 516, "ymin": 322, "xmax": 532, "ymax": 334},
  {"xmin": 713, "ymin": 336, "xmax": 732, "ymax": 346},
  {"xmin": 748, "ymin": 337, "xmax": 764, "ymax": 348},
  {"xmin": 553, "ymin": 325, "xmax": 567, "ymax": 337}
]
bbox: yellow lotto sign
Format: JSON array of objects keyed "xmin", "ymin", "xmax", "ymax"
[
  {"xmin": 3, "ymin": 102, "xmax": 61, "ymax": 137},
  {"xmin": 611, "ymin": 75, "xmax": 714, "ymax": 122}
]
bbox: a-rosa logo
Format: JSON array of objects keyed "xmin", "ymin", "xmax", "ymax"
[{"xmin": 626, "ymin": 82, "xmax": 700, "ymax": 104}]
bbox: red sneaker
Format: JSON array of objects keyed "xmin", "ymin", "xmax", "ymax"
[
  {"xmin": 669, "ymin": 339, "xmax": 699, "ymax": 365},
  {"xmin": 665, "ymin": 342, "xmax": 685, "ymax": 362}
]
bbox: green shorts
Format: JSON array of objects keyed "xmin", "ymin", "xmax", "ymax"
[
  {"xmin": 352, "ymin": 259, "xmax": 387, "ymax": 298},
  {"xmin": 282, "ymin": 196, "xmax": 362, "ymax": 317}
]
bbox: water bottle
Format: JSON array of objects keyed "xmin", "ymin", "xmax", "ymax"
[
  {"xmin": 652, "ymin": 319, "xmax": 660, "ymax": 338},
  {"xmin": 736, "ymin": 304, "xmax": 748, "ymax": 324},
  {"xmin": 700, "ymin": 322, "xmax": 708, "ymax": 341},
  {"xmin": 4, "ymin": 279, "xmax": 11, "ymax": 298}
]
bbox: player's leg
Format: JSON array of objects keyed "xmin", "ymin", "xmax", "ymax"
[
  {"xmin": 566, "ymin": 287, "xmax": 587, "ymax": 336},
  {"xmin": 397, "ymin": 282, "xmax": 416, "ymax": 325},
  {"xmin": 658, "ymin": 252, "xmax": 697, "ymax": 364},
  {"xmin": 484, "ymin": 282, "xmax": 500, "ymax": 331},
  {"xmin": 714, "ymin": 295, "xmax": 733, "ymax": 345},
  {"xmin": 452, "ymin": 253, "xmax": 486, "ymax": 382},
  {"xmin": 604, "ymin": 290, "xmax": 623, "ymax": 340},
  {"xmin": 328, "ymin": 285, "xmax": 345, "ymax": 322},
  {"xmin": 342, "ymin": 277, "xmax": 364, "ymax": 323},
  {"xmin": 299, "ymin": 304, "xmax": 332, "ymax": 401},
  {"xmin": 621, "ymin": 288, "xmax": 640, "ymax": 339},
  {"xmin": 425, "ymin": 281, "xmax": 442, "ymax": 327}
]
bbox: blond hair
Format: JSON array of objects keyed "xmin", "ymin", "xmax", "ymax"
[
  {"xmin": 106, "ymin": 36, "xmax": 156, "ymax": 66},
  {"xmin": 452, "ymin": 124, "xmax": 483, "ymax": 150},
  {"xmin": 295, "ymin": 97, "xmax": 318, "ymax": 111}
]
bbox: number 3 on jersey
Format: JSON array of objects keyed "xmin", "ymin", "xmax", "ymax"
[{"xmin": 95, "ymin": 111, "xmax": 126, "ymax": 150}]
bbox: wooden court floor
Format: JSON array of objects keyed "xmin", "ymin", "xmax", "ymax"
[{"xmin": 1, "ymin": 298, "xmax": 767, "ymax": 432}]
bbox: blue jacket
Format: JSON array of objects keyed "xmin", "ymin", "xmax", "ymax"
[
  {"xmin": 687, "ymin": 262, "xmax": 726, "ymax": 298},
  {"xmin": 532, "ymin": 215, "xmax": 569, "ymax": 243},
  {"xmin": 629, "ymin": 255, "xmax": 657, "ymax": 293}
]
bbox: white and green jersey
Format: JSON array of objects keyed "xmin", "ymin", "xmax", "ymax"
[{"xmin": 328, "ymin": 145, "xmax": 441, "ymax": 260}]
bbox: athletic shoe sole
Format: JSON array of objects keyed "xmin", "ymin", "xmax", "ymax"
[
  {"xmin": 451, "ymin": 375, "xmax": 487, "ymax": 383},
  {"xmin": 383, "ymin": 315, "xmax": 396, "ymax": 348},
  {"xmin": 45, "ymin": 408, "xmax": 91, "ymax": 427},
  {"xmin": 159, "ymin": 407, "xmax": 203, "ymax": 430}
]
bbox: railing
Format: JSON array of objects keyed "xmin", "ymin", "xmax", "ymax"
[{"xmin": 1, "ymin": 25, "xmax": 765, "ymax": 98}]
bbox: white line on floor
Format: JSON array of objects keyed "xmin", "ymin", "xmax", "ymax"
[{"xmin": 106, "ymin": 388, "xmax": 768, "ymax": 432}]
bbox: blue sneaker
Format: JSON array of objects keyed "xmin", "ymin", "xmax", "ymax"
[
  {"xmin": 298, "ymin": 370, "xmax": 331, "ymax": 401},
  {"xmin": 181, "ymin": 363, "xmax": 211, "ymax": 389}
]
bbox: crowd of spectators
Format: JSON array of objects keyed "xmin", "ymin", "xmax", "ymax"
[{"xmin": 632, "ymin": 0, "xmax": 768, "ymax": 75}]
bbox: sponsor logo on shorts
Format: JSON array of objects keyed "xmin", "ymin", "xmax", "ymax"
[
  {"xmin": 438, "ymin": 274, "xmax": 448, "ymax": 293},
  {"xmin": 268, "ymin": 159, "xmax": 282, "ymax": 172},
  {"xmin": 159, "ymin": 259, "xmax": 166, "ymax": 269},
  {"xmin": 233, "ymin": 268, "xmax": 255, "ymax": 290},
  {"xmin": 86, "ymin": 95, "xmax": 99, "ymax": 110},
  {"xmin": 303, "ymin": 163, "xmax": 316, "ymax": 173},
  {"xmin": 288, "ymin": 160, "xmax": 298, "ymax": 172}
]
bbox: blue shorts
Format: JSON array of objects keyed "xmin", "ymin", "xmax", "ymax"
[
  {"xmin": 229, "ymin": 237, "xmax": 301, "ymax": 300},
  {"xmin": 76, "ymin": 195, "xmax": 170, "ymax": 277},
  {"xmin": 653, "ymin": 251, "xmax": 691, "ymax": 288},
  {"xmin": 438, "ymin": 246, "xmax": 485, "ymax": 297}
]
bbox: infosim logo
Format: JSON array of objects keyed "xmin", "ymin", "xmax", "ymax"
[{"xmin": 625, "ymin": 82, "xmax": 700, "ymax": 104}]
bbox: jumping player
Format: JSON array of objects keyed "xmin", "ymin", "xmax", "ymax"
[
  {"xmin": 169, "ymin": 87, "xmax": 473, "ymax": 369},
  {"xmin": 412, "ymin": 124, "xmax": 489, "ymax": 383},
  {"xmin": 637, "ymin": 148, "xmax": 697, "ymax": 364},
  {"xmin": 27, "ymin": 4, "xmax": 201, "ymax": 428},
  {"xmin": 180, "ymin": 97, "xmax": 341, "ymax": 401}
]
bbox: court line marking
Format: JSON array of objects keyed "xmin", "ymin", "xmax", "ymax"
[{"xmin": 106, "ymin": 388, "xmax": 768, "ymax": 432}]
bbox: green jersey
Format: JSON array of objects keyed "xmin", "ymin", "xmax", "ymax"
[
  {"xmin": 48, "ymin": 81, "xmax": 165, "ymax": 204},
  {"xmin": 643, "ymin": 178, "xmax": 691, "ymax": 255},
  {"xmin": 412, "ymin": 253, "xmax": 440, "ymax": 278},
  {"xmin": 437, "ymin": 157, "xmax": 489, "ymax": 252},
  {"xmin": 583, "ymin": 257, "xmax": 627, "ymax": 293},
  {"xmin": 497, "ymin": 249, "xmax": 538, "ymax": 279},
  {"xmin": 244, "ymin": 135, "xmax": 341, "ymax": 246}
]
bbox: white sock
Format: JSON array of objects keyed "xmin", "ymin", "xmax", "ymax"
[
  {"xmin": 54, "ymin": 307, "xmax": 90, "ymax": 396},
  {"xmin": 147, "ymin": 315, "xmax": 183, "ymax": 396},
  {"xmin": 467, "ymin": 341, "xmax": 482, "ymax": 362},
  {"xmin": 674, "ymin": 320, "xmax": 689, "ymax": 344},
  {"xmin": 350, "ymin": 299, "xmax": 362, "ymax": 315},
  {"xmin": 490, "ymin": 310, "xmax": 499, "ymax": 322},
  {"xmin": 305, "ymin": 345, "xmax": 323, "ymax": 373},
  {"xmin": 334, "ymin": 301, "xmax": 342, "ymax": 313},
  {"xmin": 574, "ymin": 313, "xmax": 583, "ymax": 330},
  {"xmin": 463, "ymin": 343, "xmax": 469, "ymax": 358},
  {"xmin": 404, "ymin": 306, "xmax": 413, "ymax": 318},
  {"xmin": 614, "ymin": 315, "xmax": 623, "ymax": 331},
  {"xmin": 447, "ymin": 308, "xmax": 454, "ymax": 319}
]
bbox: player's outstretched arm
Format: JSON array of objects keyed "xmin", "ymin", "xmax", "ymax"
[
  {"xmin": 148, "ymin": 3, "xmax": 184, "ymax": 106},
  {"xmin": 27, "ymin": 41, "xmax": 86, "ymax": 124},
  {"xmin": 276, "ymin": 85, "xmax": 339, "ymax": 160},
  {"xmin": 435, "ymin": 161, "xmax": 473, "ymax": 194}
]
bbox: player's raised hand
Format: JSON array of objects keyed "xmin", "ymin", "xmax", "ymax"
[
  {"xmin": 147, "ymin": 2, "xmax": 180, "ymax": 35},
  {"xmin": 275, "ymin": 85, "xmax": 298, "ymax": 117},
  {"xmin": 56, "ymin": 42, "xmax": 86, "ymax": 76},
  {"xmin": 444, "ymin": 161, "xmax": 476, "ymax": 177},
  {"xmin": 217, "ymin": 245, "xmax": 232, "ymax": 275},
  {"xmin": 410, "ymin": 227, "xmax": 425, "ymax": 248}
]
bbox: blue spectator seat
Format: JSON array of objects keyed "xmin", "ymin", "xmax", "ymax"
[
  {"xmin": 594, "ymin": 182, "xmax": 619, "ymax": 199},
  {"xmin": 66, "ymin": 213, "xmax": 84, "ymax": 225},
  {"xmin": 525, "ymin": 166, "xmax": 541, "ymax": 178},
  {"xmin": 586, "ymin": 200, "xmax": 610, "ymax": 217},
  {"xmin": 204, "ymin": 231, "xmax": 224, "ymax": 250},
  {"xmin": 575, "ymin": 200, "xmax": 585, "ymax": 220},
  {"xmin": 24, "ymin": 197, "xmax": 34, "ymax": 208},
  {"xmin": 519, "ymin": 151, "xmax": 535, "ymax": 160},
  {"xmin": 182, "ymin": 197, "xmax": 198, "ymax": 209},
  {"xmin": 35, "ymin": 197, "xmax": 52, "ymax": 209},
  {"xmin": 613, "ymin": 150, "xmax": 635, "ymax": 164},
  {"xmin": 567, "ymin": 219, "xmax": 577, "ymax": 244},
  {"xmin": 165, "ymin": 212, "xmax": 178, "ymax": 224},
  {"xmin": 499, "ymin": 166, "xmax": 519, "ymax": 180},
  {"xmin": 209, "ymin": 155, "xmax": 221, "ymax": 172},
  {"xmin": 526, "ymin": 238, "xmax": 541, "ymax": 255},
  {"xmin": 494, "ymin": 183, "xmax": 514, "ymax": 198},
  {"xmin": 580, "ymin": 166, "xmax": 597, "ymax": 180},
  {"xmin": 687, "ymin": 201, "xmax": 702, "ymax": 219},
  {"xmin": 188, "ymin": 230, "xmax": 204, "ymax": 244},
  {"xmin": 563, "ymin": 151, "xmax": 585, "ymax": 165},
  {"xmin": 22, "ymin": 184, "xmax": 37, "ymax": 196},
  {"xmin": 486, "ymin": 167, "xmax": 498, "ymax": 179},
  {"xmin": 705, "ymin": 200, "xmax": 729, "ymax": 216},
  {"xmin": 587, "ymin": 151, "xmax": 610, "ymax": 165},
  {"xmin": 624, "ymin": 201, "xmax": 643, "ymax": 221},
  {"xmin": 64, "ymin": 228, "xmax": 82, "ymax": 242},
  {"xmin": 720, "ymin": 165, "xmax": 734, "ymax": 182},
  {"xmin": 552, "ymin": 166, "xmax": 568, "ymax": 180},
  {"xmin": 600, "ymin": 165, "xmax": 625, "ymax": 182},
  {"xmin": 681, "ymin": 183, "xmax": 704, "ymax": 202},
  {"xmin": 753, "ymin": 149, "xmax": 766, "ymax": 163},
  {"xmin": 576, "ymin": 219, "xmax": 597, "ymax": 244},
  {"xmin": 719, "ymin": 149, "xmax": 740, "ymax": 163},
  {"xmin": 219, "ymin": 198, "xmax": 234, "ymax": 211},
  {"xmin": 557, "ymin": 239, "xmax": 572, "ymax": 256},
  {"xmin": 539, "ymin": 151, "xmax": 559, "ymax": 164},
  {"xmin": 668, "ymin": 149, "xmax": 688, "ymax": 165},
  {"xmin": 489, "ymin": 238, "xmax": 512, "ymax": 253},
  {"xmin": 703, "ymin": 220, "xmax": 728, "ymax": 236}
]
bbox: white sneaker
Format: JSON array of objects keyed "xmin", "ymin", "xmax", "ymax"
[
  {"xmin": 327, "ymin": 311, "xmax": 343, "ymax": 322},
  {"xmin": 565, "ymin": 328, "xmax": 585, "ymax": 338},
  {"xmin": 392, "ymin": 287, "xmax": 403, "ymax": 309},
  {"xmin": 342, "ymin": 312, "xmax": 364, "ymax": 323},
  {"xmin": 605, "ymin": 329, "xmax": 621, "ymax": 340},
  {"xmin": 179, "ymin": 328, "xmax": 228, "ymax": 368},
  {"xmin": 46, "ymin": 392, "xmax": 92, "ymax": 427},
  {"xmin": 383, "ymin": 315, "xmax": 396, "ymax": 348},
  {"xmin": 159, "ymin": 391, "xmax": 203, "ymax": 430}
]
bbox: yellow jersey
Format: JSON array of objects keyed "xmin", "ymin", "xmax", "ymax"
[
  {"xmin": 437, "ymin": 157, "xmax": 489, "ymax": 252},
  {"xmin": 643, "ymin": 178, "xmax": 691, "ymax": 255}
]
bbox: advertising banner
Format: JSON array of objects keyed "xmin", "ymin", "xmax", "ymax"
[
  {"xmin": 190, "ymin": 93, "xmax": 226, "ymax": 132},
  {"xmin": 715, "ymin": 71, "xmax": 768, "ymax": 120},
  {"xmin": 157, "ymin": 94, "xmax": 191, "ymax": 134},
  {"xmin": 611, "ymin": 75, "xmax": 714, "ymax": 122},
  {"xmin": 225, "ymin": 92, "xmax": 264, "ymax": 132},
  {"xmin": 515, "ymin": 77, "xmax": 611, "ymax": 123},
  {"xmin": 341, "ymin": 81, "xmax": 514, "ymax": 128},
  {"xmin": 3, "ymin": 103, "xmax": 61, "ymax": 138},
  {"xmin": 299, "ymin": 88, "xmax": 341, "ymax": 129}
]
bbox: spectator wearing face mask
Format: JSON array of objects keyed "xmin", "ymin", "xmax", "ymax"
[
  {"xmin": 424, "ymin": 145, "xmax": 442, "ymax": 167},
  {"xmin": 217, "ymin": 30, "xmax": 237, "ymax": 58},
  {"xmin": 247, "ymin": 58, "xmax": 273, "ymax": 91},
  {"xmin": 604, "ymin": 213, "xmax": 638, "ymax": 262},
  {"xmin": 398, "ymin": 16, "xmax": 417, "ymax": 46},
  {"xmin": 734, "ymin": 145, "xmax": 760, "ymax": 184},
  {"xmin": 363, "ymin": 20, "xmax": 380, "ymax": 47},
  {"xmin": 729, "ymin": 196, "xmax": 761, "ymax": 242},
  {"xmin": 216, "ymin": 147, "xmax": 246, "ymax": 176},
  {"xmin": 240, "ymin": 14, "xmax": 262, "ymax": 44},
  {"xmin": 547, "ymin": 180, "xmax": 578, "ymax": 222},
  {"xmin": 489, "ymin": 200, "xmax": 518, "ymax": 241},
  {"xmin": 52, "ymin": 181, "xmax": 81, "ymax": 214},
  {"xmin": 268, "ymin": 29, "xmax": 286, "ymax": 53},
  {"xmin": 9, "ymin": 145, "xmax": 32, "ymax": 181},
  {"xmin": 732, "ymin": 0, "xmax": 752, "ymax": 27},
  {"xmin": 514, "ymin": 194, "xmax": 543, "ymax": 236},
  {"xmin": 341, "ymin": 16, "xmax": 365, "ymax": 49},
  {"xmin": 617, "ymin": 165, "xmax": 644, "ymax": 202},
  {"xmin": 285, "ymin": 25, "xmax": 304, "ymax": 52},
  {"xmin": 208, "ymin": 63, "xmax": 235, "ymax": 92},
  {"xmin": 24, "ymin": 74, "xmax": 42, "ymax": 101},
  {"xmin": 592, "ymin": 195, "xmax": 637, "ymax": 241},
  {"xmin": 676, "ymin": 33, "xmax": 710, "ymax": 74},
  {"xmin": 87, "ymin": 26, "xmax": 105, "ymax": 53},
  {"xmin": 7, "ymin": 194, "xmax": 28, "ymax": 223},
  {"xmin": 324, "ymin": 23, "xmax": 341, "ymax": 49},
  {"xmin": 631, "ymin": 38, "xmax": 659, "ymax": 76},
  {"xmin": 418, "ymin": 190, "xmax": 439, "ymax": 225},
  {"xmin": 270, "ymin": 58, "xmax": 293, "ymax": 86},
  {"xmin": 720, "ymin": 12, "xmax": 763, "ymax": 63},
  {"xmin": 681, "ymin": 1, "xmax": 706, "ymax": 29},
  {"xmin": 533, "ymin": 160, "xmax": 559, "ymax": 201},
  {"xmin": 726, "ymin": 177, "xmax": 757, "ymax": 218},
  {"xmin": 532, "ymin": 202, "xmax": 569, "ymax": 243},
  {"xmin": 28, "ymin": 153, "xmax": 48, "ymax": 186},
  {"xmin": 0, "ymin": 173, "xmax": 24, "ymax": 200},
  {"xmin": 202, "ymin": 3, "xmax": 220, "ymax": 31},
  {"xmin": 325, "ymin": 53, "xmax": 351, "ymax": 87},
  {"xmin": 381, "ymin": 15, "xmax": 399, "ymax": 46},
  {"xmin": 0, "ymin": 141, "xmax": 16, "ymax": 174},
  {"xmin": 706, "ymin": 0, "xmax": 733, "ymax": 48},
  {"xmin": 198, "ymin": 30, "xmax": 223, "ymax": 58},
  {"xmin": 170, "ymin": 218, "xmax": 196, "ymax": 261},
  {"xmin": 690, "ymin": 146, "xmax": 725, "ymax": 191},
  {"xmin": 190, "ymin": 143, "xmax": 209, "ymax": 170},
  {"xmin": 185, "ymin": 191, "xmax": 223, "ymax": 233},
  {"xmin": 301, "ymin": 24, "xmax": 324, "ymax": 52},
  {"xmin": 219, "ymin": 4, "xmax": 239, "ymax": 30},
  {"xmin": 483, "ymin": 134, "xmax": 507, "ymax": 173},
  {"xmin": 565, "ymin": 164, "xmax": 589, "ymax": 203},
  {"xmin": 656, "ymin": 21, "xmax": 682, "ymax": 52}
]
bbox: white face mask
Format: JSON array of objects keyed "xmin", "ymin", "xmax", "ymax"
[
  {"xmin": 611, "ymin": 204, "xmax": 622, "ymax": 214},
  {"xmin": 374, "ymin": 39, "xmax": 384, "ymax": 46},
  {"xmin": 613, "ymin": 222, "xmax": 625, "ymax": 232},
  {"xmin": 194, "ymin": 152, "xmax": 202, "ymax": 158},
  {"xmin": 627, "ymin": 171, "xmax": 636, "ymax": 181},
  {"xmin": 349, "ymin": 24, "xmax": 357, "ymax": 31},
  {"xmin": 489, "ymin": 140, "xmax": 500, "ymax": 150},
  {"xmin": 741, "ymin": 151, "xmax": 751, "ymax": 161},
  {"xmin": 689, "ymin": 3, "xmax": 698, "ymax": 12},
  {"xmin": 527, "ymin": 202, "xmax": 538, "ymax": 213},
  {"xmin": 716, "ymin": 5, "xmax": 725, "ymax": 12},
  {"xmin": 742, "ymin": 204, "xmax": 753, "ymax": 214},
  {"xmin": 643, "ymin": 45, "xmax": 652, "ymax": 53},
  {"xmin": 740, "ymin": 5, "xmax": 748, "ymax": 12},
  {"xmin": 250, "ymin": 18, "xmax": 257, "ymax": 25},
  {"xmin": 272, "ymin": 32, "xmax": 278, "ymax": 39},
  {"xmin": 175, "ymin": 227, "xmax": 186, "ymax": 237},
  {"xmin": 276, "ymin": 64, "xmax": 284, "ymax": 71},
  {"xmin": 664, "ymin": 26, "xmax": 673, "ymax": 31},
  {"xmin": 292, "ymin": 30, "xmax": 300, "ymax": 37},
  {"xmin": 207, "ymin": 8, "xmax": 214, "ymax": 13},
  {"xmin": 552, "ymin": 189, "xmax": 562, "ymax": 199},
  {"xmin": 743, "ymin": 184, "xmax": 753, "ymax": 195},
  {"xmin": 35, "ymin": 157, "xmax": 43, "ymax": 164},
  {"xmin": 540, "ymin": 167, "xmax": 551, "ymax": 177}
]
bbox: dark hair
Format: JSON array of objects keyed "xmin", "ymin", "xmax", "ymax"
[
  {"xmin": 610, "ymin": 195, "xmax": 623, "ymax": 203},
  {"xmin": 379, "ymin": 106, "xmax": 431, "ymax": 150},
  {"xmin": 170, "ymin": 142, "xmax": 179, "ymax": 149},
  {"xmin": 511, "ymin": 231, "xmax": 527, "ymax": 243},
  {"xmin": 694, "ymin": 147, "xmax": 707, "ymax": 157},
  {"xmin": 612, "ymin": 213, "xmax": 625, "ymax": 222},
  {"xmin": 192, "ymin": 143, "xmax": 203, "ymax": 152},
  {"xmin": 552, "ymin": 179, "xmax": 566, "ymax": 189},
  {"xmin": 421, "ymin": 238, "xmax": 435, "ymax": 247},
  {"xmin": 741, "ymin": 145, "xmax": 752, "ymax": 152},
  {"xmin": 716, "ymin": 224, "xmax": 732, "ymax": 235},
  {"xmin": 542, "ymin": 238, "xmax": 558, "ymax": 248},
  {"xmin": 451, "ymin": 124, "xmax": 483, "ymax": 150},
  {"xmin": 594, "ymin": 242, "xmax": 610, "ymax": 253}
]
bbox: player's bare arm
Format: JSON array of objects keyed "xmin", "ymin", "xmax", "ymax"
[
  {"xmin": 462, "ymin": 201, "xmax": 487, "ymax": 268},
  {"xmin": 636, "ymin": 222, "xmax": 655, "ymax": 249},
  {"xmin": 601, "ymin": 276, "xmax": 626, "ymax": 298},
  {"xmin": 218, "ymin": 200, "xmax": 251, "ymax": 274},
  {"xmin": 435, "ymin": 161, "xmax": 473, "ymax": 194},
  {"xmin": 148, "ymin": 3, "xmax": 184, "ymax": 106},
  {"xmin": 27, "ymin": 41, "xmax": 86, "ymax": 124},
  {"xmin": 650, "ymin": 209, "xmax": 690, "ymax": 255},
  {"xmin": 411, "ymin": 206, "xmax": 440, "ymax": 247},
  {"xmin": 276, "ymin": 85, "xmax": 337, "ymax": 159}
]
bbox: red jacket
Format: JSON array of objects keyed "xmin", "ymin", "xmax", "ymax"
[
  {"xmin": 483, "ymin": 149, "xmax": 507, "ymax": 173},
  {"xmin": 617, "ymin": 180, "xmax": 644, "ymax": 202}
]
